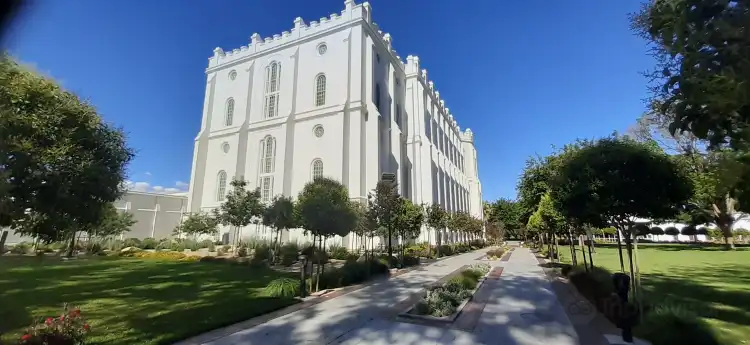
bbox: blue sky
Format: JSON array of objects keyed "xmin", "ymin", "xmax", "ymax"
[{"xmin": 6, "ymin": 0, "xmax": 653, "ymax": 201}]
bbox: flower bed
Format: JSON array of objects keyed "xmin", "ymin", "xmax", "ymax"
[{"xmin": 400, "ymin": 263, "xmax": 491, "ymax": 322}]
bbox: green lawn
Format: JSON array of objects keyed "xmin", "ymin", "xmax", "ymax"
[
  {"xmin": 571, "ymin": 244, "xmax": 750, "ymax": 344},
  {"xmin": 0, "ymin": 256, "xmax": 299, "ymax": 345}
]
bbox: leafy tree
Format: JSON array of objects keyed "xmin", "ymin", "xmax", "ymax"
[
  {"xmin": 174, "ymin": 212, "xmax": 219, "ymax": 238},
  {"xmin": 426, "ymin": 203, "xmax": 447, "ymax": 255},
  {"xmin": 392, "ymin": 198, "xmax": 424, "ymax": 265},
  {"xmin": 297, "ymin": 177, "xmax": 356, "ymax": 291},
  {"xmin": 485, "ymin": 220, "xmax": 505, "ymax": 245},
  {"xmin": 551, "ymin": 137, "xmax": 692, "ymax": 302},
  {"xmin": 216, "ymin": 179, "xmax": 264, "ymax": 252},
  {"xmin": 0, "ymin": 56, "xmax": 134, "ymax": 256},
  {"xmin": 88, "ymin": 204, "xmax": 136, "ymax": 239},
  {"xmin": 631, "ymin": 105, "xmax": 750, "ymax": 250},
  {"xmin": 368, "ymin": 180, "xmax": 400, "ymax": 257},
  {"xmin": 631, "ymin": 0, "xmax": 750, "ymax": 150},
  {"xmin": 527, "ymin": 192, "xmax": 565, "ymax": 261},
  {"xmin": 352, "ymin": 200, "xmax": 377, "ymax": 257},
  {"xmin": 262, "ymin": 195, "xmax": 297, "ymax": 262},
  {"xmin": 488, "ymin": 198, "xmax": 523, "ymax": 238}
]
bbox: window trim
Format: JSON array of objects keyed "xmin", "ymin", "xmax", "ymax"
[
  {"xmin": 264, "ymin": 61, "xmax": 281, "ymax": 118},
  {"xmin": 216, "ymin": 170, "xmax": 227, "ymax": 201},
  {"xmin": 311, "ymin": 158, "xmax": 323, "ymax": 180},
  {"xmin": 314, "ymin": 73, "xmax": 326, "ymax": 107},
  {"xmin": 225, "ymin": 98, "xmax": 234, "ymax": 126}
]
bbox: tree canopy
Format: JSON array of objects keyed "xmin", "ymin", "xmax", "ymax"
[
  {"xmin": 631, "ymin": 0, "xmax": 750, "ymax": 150},
  {"xmin": 297, "ymin": 177, "xmax": 356, "ymax": 239},
  {"xmin": 0, "ymin": 56, "xmax": 133, "ymax": 246}
]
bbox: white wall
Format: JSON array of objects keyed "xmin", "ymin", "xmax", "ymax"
[
  {"xmin": 3, "ymin": 191, "xmax": 188, "ymax": 244},
  {"xmin": 188, "ymin": 0, "xmax": 483, "ymax": 249}
]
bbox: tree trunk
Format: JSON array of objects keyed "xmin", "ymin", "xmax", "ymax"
[
  {"xmin": 0, "ymin": 230, "xmax": 8, "ymax": 256},
  {"xmin": 718, "ymin": 223, "xmax": 735, "ymax": 250},
  {"xmin": 586, "ymin": 233, "xmax": 595, "ymax": 268},
  {"xmin": 615, "ymin": 227, "xmax": 626, "ymax": 272},
  {"xmin": 66, "ymin": 231, "xmax": 77, "ymax": 258}
]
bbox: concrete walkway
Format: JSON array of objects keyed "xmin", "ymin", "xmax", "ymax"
[{"xmin": 178, "ymin": 248, "xmax": 579, "ymax": 345}]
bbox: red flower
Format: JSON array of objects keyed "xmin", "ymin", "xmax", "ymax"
[
  {"xmin": 21, "ymin": 334, "xmax": 31, "ymax": 341},
  {"xmin": 45, "ymin": 318, "xmax": 53, "ymax": 325},
  {"xmin": 83, "ymin": 324, "xmax": 90, "ymax": 331},
  {"xmin": 58, "ymin": 315, "xmax": 65, "ymax": 321}
]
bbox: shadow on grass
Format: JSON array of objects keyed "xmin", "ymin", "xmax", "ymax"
[
  {"xmin": 0, "ymin": 257, "xmax": 298, "ymax": 345},
  {"xmin": 591, "ymin": 242, "xmax": 750, "ymax": 252}
]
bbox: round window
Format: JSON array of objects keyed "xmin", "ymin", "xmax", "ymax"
[
  {"xmin": 221, "ymin": 142, "xmax": 230, "ymax": 153},
  {"xmin": 229, "ymin": 70, "xmax": 237, "ymax": 80},
  {"xmin": 313, "ymin": 125, "xmax": 324, "ymax": 138},
  {"xmin": 317, "ymin": 43, "xmax": 327, "ymax": 55}
]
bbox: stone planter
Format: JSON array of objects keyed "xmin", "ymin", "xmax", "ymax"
[{"xmin": 398, "ymin": 270, "xmax": 489, "ymax": 323}]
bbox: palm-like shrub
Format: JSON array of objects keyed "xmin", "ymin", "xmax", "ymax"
[{"xmin": 262, "ymin": 277, "xmax": 300, "ymax": 298}]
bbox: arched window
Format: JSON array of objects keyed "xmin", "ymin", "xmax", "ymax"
[
  {"xmin": 259, "ymin": 136, "xmax": 276, "ymax": 202},
  {"xmin": 264, "ymin": 62, "xmax": 281, "ymax": 118},
  {"xmin": 311, "ymin": 159, "xmax": 323, "ymax": 179},
  {"xmin": 225, "ymin": 98, "xmax": 234, "ymax": 126},
  {"xmin": 315, "ymin": 74, "xmax": 326, "ymax": 106},
  {"xmin": 216, "ymin": 170, "xmax": 227, "ymax": 201}
]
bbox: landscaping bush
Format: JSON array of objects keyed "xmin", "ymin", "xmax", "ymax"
[
  {"xmin": 128, "ymin": 251, "xmax": 199, "ymax": 261},
  {"xmin": 437, "ymin": 245, "xmax": 453, "ymax": 256},
  {"xmin": 17, "ymin": 305, "xmax": 91, "ymax": 345},
  {"xmin": 402, "ymin": 255, "xmax": 420, "ymax": 267},
  {"xmin": 199, "ymin": 239, "xmax": 214, "ymax": 249},
  {"xmin": 154, "ymin": 239, "xmax": 171, "ymax": 251},
  {"xmin": 377, "ymin": 254, "xmax": 398, "ymax": 269},
  {"xmin": 637, "ymin": 306, "xmax": 720, "ymax": 345},
  {"xmin": 140, "ymin": 237, "xmax": 158, "ymax": 249},
  {"xmin": 460, "ymin": 269, "xmax": 483, "ymax": 282},
  {"xmin": 262, "ymin": 277, "xmax": 300, "ymax": 298},
  {"xmin": 252, "ymin": 245, "xmax": 271, "ymax": 262},
  {"xmin": 369, "ymin": 257, "xmax": 390, "ymax": 274},
  {"xmin": 469, "ymin": 263, "xmax": 491, "ymax": 275},
  {"xmin": 327, "ymin": 244, "xmax": 349, "ymax": 260},
  {"xmin": 486, "ymin": 248, "xmax": 505, "ymax": 259},
  {"xmin": 237, "ymin": 246, "xmax": 248, "ymax": 257},
  {"xmin": 10, "ymin": 242, "xmax": 31, "ymax": 255},
  {"xmin": 448, "ymin": 275, "xmax": 477, "ymax": 290},
  {"xmin": 280, "ymin": 243, "xmax": 300, "ymax": 266},
  {"xmin": 123, "ymin": 238, "xmax": 141, "ymax": 248},
  {"xmin": 86, "ymin": 242, "xmax": 103, "ymax": 255}
]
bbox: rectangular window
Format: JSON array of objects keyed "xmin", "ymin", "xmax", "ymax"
[{"xmin": 261, "ymin": 176, "xmax": 273, "ymax": 202}]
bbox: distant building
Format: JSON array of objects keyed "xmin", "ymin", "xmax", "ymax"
[
  {"xmin": 3, "ymin": 191, "xmax": 188, "ymax": 244},
  {"xmin": 186, "ymin": 0, "xmax": 483, "ymax": 248}
]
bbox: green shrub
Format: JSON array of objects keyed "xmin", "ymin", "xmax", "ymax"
[
  {"xmin": 438, "ymin": 245, "xmax": 453, "ymax": 256},
  {"xmin": 637, "ymin": 306, "xmax": 720, "ymax": 345},
  {"xmin": 10, "ymin": 242, "xmax": 30, "ymax": 254},
  {"xmin": 460, "ymin": 269, "xmax": 483, "ymax": 282},
  {"xmin": 154, "ymin": 239, "xmax": 171, "ymax": 250},
  {"xmin": 182, "ymin": 239, "xmax": 200, "ymax": 251},
  {"xmin": 123, "ymin": 238, "xmax": 141, "ymax": 248},
  {"xmin": 280, "ymin": 243, "xmax": 299, "ymax": 266},
  {"xmin": 450, "ymin": 274, "xmax": 478, "ymax": 290},
  {"xmin": 263, "ymin": 277, "xmax": 300, "ymax": 297},
  {"xmin": 253, "ymin": 245, "xmax": 271, "ymax": 261},
  {"xmin": 199, "ymin": 239, "xmax": 215, "ymax": 249},
  {"xmin": 469, "ymin": 263, "xmax": 491, "ymax": 275},
  {"xmin": 86, "ymin": 242, "xmax": 103, "ymax": 255},
  {"xmin": 377, "ymin": 254, "xmax": 398, "ymax": 268},
  {"xmin": 369, "ymin": 258, "xmax": 390, "ymax": 274},
  {"xmin": 237, "ymin": 246, "xmax": 248, "ymax": 257},
  {"xmin": 402, "ymin": 255, "xmax": 420, "ymax": 267},
  {"xmin": 486, "ymin": 248, "xmax": 505, "ymax": 258},
  {"xmin": 327, "ymin": 244, "xmax": 349, "ymax": 260},
  {"xmin": 140, "ymin": 237, "xmax": 158, "ymax": 249}
]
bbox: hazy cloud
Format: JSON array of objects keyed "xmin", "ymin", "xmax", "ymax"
[
  {"xmin": 123, "ymin": 180, "xmax": 186, "ymax": 195},
  {"xmin": 175, "ymin": 181, "xmax": 189, "ymax": 190}
]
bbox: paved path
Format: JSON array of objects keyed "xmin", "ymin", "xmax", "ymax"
[{"xmin": 179, "ymin": 248, "xmax": 579, "ymax": 345}]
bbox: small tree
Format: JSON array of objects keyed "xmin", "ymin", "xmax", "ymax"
[
  {"xmin": 174, "ymin": 212, "xmax": 219, "ymax": 238},
  {"xmin": 297, "ymin": 177, "xmax": 356, "ymax": 291},
  {"xmin": 352, "ymin": 200, "xmax": 376, "ymax": 257},
  {"xmin": 216, "ymin": 179, "xmax": 264, "ymax": 253},
  {"xmin": 88, "ymin": 204, "xmax": 136, "ymax": 240},
  {"xmin": 369, "ymin": 180, "xmax": 400, "ymax": 258},
  {"xmin": 426, "ymin": 204, "xmax": 447, "ymax": 255},
  {"xmin": 551, "ymin": 137, "xmax": 692, "ymax": 306},
  {"xmin": 392, "ymin": 198, "xmax": 424, "ymax": 265},
  {"xmin": 262, "ymin": 195, "xmax": 297, "ymax": 263}
]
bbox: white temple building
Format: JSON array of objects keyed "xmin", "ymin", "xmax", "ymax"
[{"xmin": 186, "ymin": 0, "xmax": 483, "ymax": 248}]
